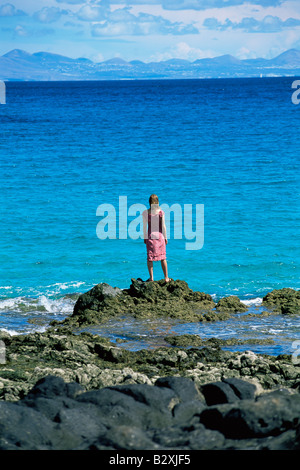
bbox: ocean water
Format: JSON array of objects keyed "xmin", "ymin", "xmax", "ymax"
[{"xmin": 0, "ymin": 78, "xmax": 299, "ymax": 354}]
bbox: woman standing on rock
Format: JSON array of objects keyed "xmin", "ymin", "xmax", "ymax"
[{"xmin": 143, "ymin": 194, "xmax": 170, "ymax": 283}]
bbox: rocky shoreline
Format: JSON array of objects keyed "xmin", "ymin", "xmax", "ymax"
[{"xmin": 0, "ymin": 279, "xmax": 299, "ymax": 450}]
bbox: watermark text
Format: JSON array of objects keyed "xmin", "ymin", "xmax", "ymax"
[
  {"xmin": 0, "ymin": 340, "xmax": 6, "ymax": 364},
  {"xmin": 292, "ymin": 340, "xmax": 300, "ymax": 365},
  {"xmin": 291, "ymin": 80, "xmax": 300, "ymax": 105},
  {"xmin": 0, "ymin": 81, "xmax": 6, "ymax": 105},
  {"xmin": 96, "ymin": 196, "xmax": 204, "ymax": 251}
]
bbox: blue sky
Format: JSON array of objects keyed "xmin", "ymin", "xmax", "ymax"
[{"xmin": 0, "ymin": 0, "xmax": 300, "ymax": 61}]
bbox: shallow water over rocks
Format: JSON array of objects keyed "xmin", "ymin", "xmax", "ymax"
[
  {"xmin": 69, "ymin": 279, "xmax": 300, "ymax": 357},
  {"xmin": 77, "ymin": 304, "xmax": 300, "ymax": 356}
]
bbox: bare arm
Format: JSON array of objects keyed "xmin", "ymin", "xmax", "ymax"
[
  {"xmin": 143, "ymin": 211, "xmax": 148, "ymax": 243},
  {"xmin": 162, "ymin": 214, "xmax": 167, "ymax": 244}
]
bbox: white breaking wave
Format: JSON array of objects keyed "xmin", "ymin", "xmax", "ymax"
[
  {"xmin": 0, "ymin": 280, "xmax": 87, "ymax": 300},
  {"xmin": 37, "ymin": 295, "xmax": 75, "ymax": 315},
  {"xmin": 0, "ymin": 326, "xmax": 47, "ymax": 336},
  {"xmin": 242, "ymin": 297, "xmax": 263, "ymax": 307},
  {"xmin": 0, "ymin": 298, "xmax": 18, "ymax": 310},
  {"xmin": 43, "ymin": 281, "xmax": 85, "ymax": 291},
  {"xmin": 0, "ymin": 295, "xmax": 76, "ymax": 316}
]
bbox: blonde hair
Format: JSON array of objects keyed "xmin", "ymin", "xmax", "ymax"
[{"xmin": 149, "ymin": 194, "xmax": 159, "ymax": 206}]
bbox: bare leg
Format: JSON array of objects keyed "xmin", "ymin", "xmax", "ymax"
[
  {"xmin": 147, "ymin": 260, "xmax": 154, "ymax": 281},
  {"xmin": 161, "ymin": 259, "xmax": 170, "ymax": 282}
]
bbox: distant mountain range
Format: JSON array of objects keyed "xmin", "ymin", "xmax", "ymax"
[{"xmin": 1, "ymin": 48, "xmax": 300, "ymax": 81}]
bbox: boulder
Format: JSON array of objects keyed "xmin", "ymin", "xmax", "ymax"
[
  {"xmin": 262, "ymin": 288, "xmax": 300, "ymax": 315},
  {"xmin": 155, "ymin": 376, "xmax": 203, "ymax": 402},
  {"xmin": 216, "ymin": 295, "xmax": 248, "ymax": 313},
  {"xmin": 200, "ymin": 378, "xmax": 257, "ymax": 406},
  {"xmin": 200, "ymin": 390, "xmax": 300, "ymax": 439},
  {"xmin": 0, "ymin": 375, "xmax": 300, "ymax": 450},
  {"xmin": 0, "ymin": 400, "xmax": 78, "ymax": 450},
  {"xmin": 222, "ymin": 377, "xmax": 257, "ymax": 400},
  {"xmin": 93, "ymin": 425, "xmax": 158, "ymax": 450},
  {"xmin": 201, "ymin": 381, "xmax": 238, "ymax": 406},
  {"xmin": 73, "ymin": 283, "xmax": 123, "ymax": 318}
]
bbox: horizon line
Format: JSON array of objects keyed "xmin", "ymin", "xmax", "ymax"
[{"xmin": 2, "ymin": 47, "xmax": 300, "ymax": 65}]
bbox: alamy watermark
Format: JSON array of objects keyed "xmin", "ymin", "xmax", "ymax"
[
  {"xmin": 0, "ymin": 340, "xmax": 6, "ymax": 364},
  {"xmin": 96, "ymin": 196, "xmax": 204, "ymax": 251},
  {"xmin": 292, "ymin": 340, "xmax": 300, "ymax": 365},
  {"xmin": 291, "ymin": 80, "xmax": 300, "ymax": 105},
  {"xmin": 0, "ymin": 80, "xmax": 6, "ymax": 105}
]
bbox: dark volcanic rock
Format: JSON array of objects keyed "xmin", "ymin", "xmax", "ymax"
[
  {"xmin": 93, "ymin": 424, "xmax": 158, "ymax": 450},
  {"xmin": 222, "ymin": 377, "xmax": 257, "ymax": 400},
  {"xmin": 201, "ymin": 378, "xmax": 257, "ymax": 406},
  {"xmin": 200, "ymin": 389, "xmax": 300, "ymax": 440},
  {"xmin": 73, "ymin": 283, "xmax": 122, "ymax": 317},
  {"xmin": 0, "ymin": 375, "xmax": 300, "ymax": 450},
  {"xmin": 0, "ymin": 398, "xmax": 79, "ymax": 450},
  {"xmin": 201, "ymin": 381, "xmax": 241, "ymax": 406},
  {"xmin": 24, "ymin": 375, "xmax": 80, "ymax": 399},
  {"xmin": 155, "ymin": 376, "xmax": 202, "ymax": 402}
]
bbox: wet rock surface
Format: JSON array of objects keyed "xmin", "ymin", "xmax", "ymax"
[
  {"xmin": 0, "ymin": 280, "xmax": 299, "ymax": 450},
  {"xmin": 164, "ymin": 334, "xmax": 275, "ymax": 348}
]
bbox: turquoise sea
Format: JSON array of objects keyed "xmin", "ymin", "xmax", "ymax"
[{"xmin": 0, "ymin": 78, "xmax": 299, "ymax": 354}]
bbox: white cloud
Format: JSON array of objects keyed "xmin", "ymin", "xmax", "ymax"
[
  {"xmin": 236, "ymin": 46, "xmax": 259, "ymax": 58},
  {"xmin": 91, "ymin": 7, "xmax": 198, "ymax": 36},
  {"xmin": 111, "ymin": 0, "xmax": 285, "ymax": 10},
  {"xmin": 56, "ymin": 0, "xmax": 85, "ymax": 4},
  {"xmin": 33, "ymin": 6, "xmax": 68, "ymax": 23},
  {"xmin": 0, "ymin": 3, "xmax": 26, "ymax": 16},
  {"xmin": 3, "ymin": 22, "xmax": 56, "ymax": 39},
  {"xmin": 1, "ymin": 0, "xmax": 300, "ymax": 62},
  {"xmin": 14, "ymin": 24, "xmax": 28, "ymax": 36},
  {"xmin": 92, "ymin": 52, "xmax": 105, "ymax": 62},
  {"xmin": 163, "ymin": 0, "xmax": 284, "ymax": 10},
  {"xmin": 150, "ymin": 41, "xmax": 215, "ymax": 61},
  {"xmin": 203, "ymin": 14, "xmax": 300, "ymax": 32},
  {"xmin": 76, "ymin": 4, "xmax": 108, "ymax": 21}
]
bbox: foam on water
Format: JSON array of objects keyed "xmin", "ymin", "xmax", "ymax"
[
  {"xmin": 0, "ymin": 292, "xmax": 77, "ymax": 335},
  {"xmin": 0, "ymin": 295, "xmax": 75, "ymax": 315},
  {"xmin": 242, "ymin": 298, "xmax": 263, "ymax": 306}
]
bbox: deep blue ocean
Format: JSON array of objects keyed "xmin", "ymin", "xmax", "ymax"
[{"xmin": 0, "ymin": 78, "xmax": 299, "ymax": 354}]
